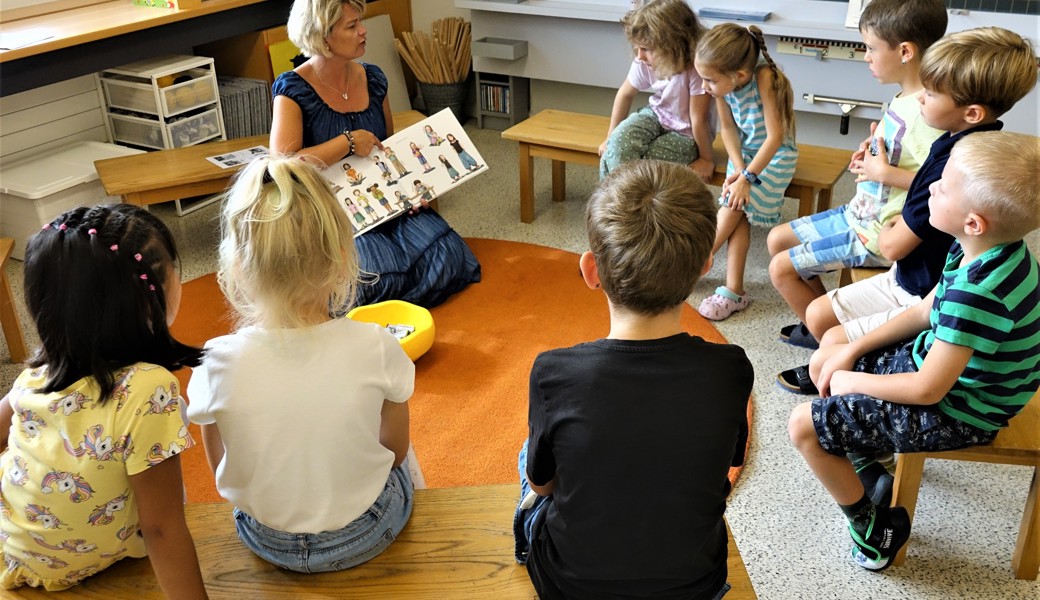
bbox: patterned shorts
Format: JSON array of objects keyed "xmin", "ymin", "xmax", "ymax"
[{"xmin": 811, "ymin": 340, "xmax": 996, "ymax": 456}]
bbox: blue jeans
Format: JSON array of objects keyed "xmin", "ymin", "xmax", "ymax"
[
  {"xmin": 512, "ymin": 442, "xmax": 731, "ymax": 599},
  {"xmin": 233, "ymin": 464, "xmax": 413, "ymax": 573},
  {"xmin": 513, "ymin": 440, "xmax": 552, "ymax": 565}
]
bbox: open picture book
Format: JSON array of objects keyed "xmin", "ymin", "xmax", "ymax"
[{"xmin": 322, "ymin": 108, "xmax": 488, "ymax": 237}]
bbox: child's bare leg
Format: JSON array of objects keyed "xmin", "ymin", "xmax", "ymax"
[
  {"xmin": 789, "ymin": 403, "xmax": 864, "ymax": 504},
  {"xmin": 766, "ymin": 222, "xmax": 800, "ymax": 257},
  {"xmin": 819, "ymin": 324, "xmax": 850, "ymax": 347},
  {"xmin": 807, "ymin": 342, "xmax": 845, "ymax": 385},
  {"xmin": 806, "ymin": 293, "xmax": 841, "ymax": 341},
  {"xmin": 770, "ymin": 251, "xmax": 827, "ymax": 324},
  {"xmin": 724, "ymin": 215, "xmax": 750, "ymax": 295},
  {"xmin": 711, "ymin": 206, "xmax": 744, "ymax": 256}
]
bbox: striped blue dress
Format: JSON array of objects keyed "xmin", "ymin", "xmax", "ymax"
[{"xmin": 721, "ymin": 66, "xmax": 798, "ymax": 226}]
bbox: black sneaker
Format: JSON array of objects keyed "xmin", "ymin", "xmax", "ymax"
[{"xmin": 849, "ymin": 505, "xmax": 911, "ymax": 571}]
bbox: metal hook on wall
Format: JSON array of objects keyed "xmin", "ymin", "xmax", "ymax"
[{"xmin": 803, "ymin": 94, "xmax": 886, "ymax": 135}]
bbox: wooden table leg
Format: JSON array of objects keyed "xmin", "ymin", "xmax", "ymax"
[
  {"xmin": 551, "ymin": 160, "xmax": 566, "ymax": 203},
  {"xmin": 1012, "ymin": 467, "xmax": 1039, "ymax": 579},
  {"xmin": 1, "ymin": 240, "xmax": 28, "ymax": 364},
  {"xmin": 791, "ymin": 185, "xmax": 816, "ymax": 218},
  {"xmin": 891, "ymin": 453, "xmax": 926, "ymax": 565},
  {"xmin": 519, "ymin": 142, "xmax": 535, "ymax": 223},
  {"xmin": 816, "ymin": 188, "xmax": 833, "ymax": 213}
]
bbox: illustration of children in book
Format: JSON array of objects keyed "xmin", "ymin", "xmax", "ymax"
[
  {"xmin": 439, "ymin": 155, "xmax": 461, "ymax": 182},
  {"xmin": 424, "ymin": 124, "xmax": 444, "ymax": 146},
  {"xmin": 372, "ymin": 156, "xmax": 396, "ymax": 185},
  {"xmin": 394, "ymin": 190, "xmax": 414, "ymax": 212},
  {"xmin": 410, "ymin": 142, "xmax": 435, "ymax": 174},
  {"xmin": 353, "ymin": 189, "xmax": 379, "ymax": 220},
  {"xmin": 446, "ymin": 133, "xmax": 481, "ymax": 172},
  {"xmin": 367, "ymin": 183, "xmax": 392, "ymax": 213},
  {"xmin": 343, "ymin": 162, "xmax": 365, "ymax": 186},
  {"xmin": 384, "ymin": 146, "xmax": 410, "ymax": 178},
  {"xmin": 413, "ymin": 180, "xmax": 435, "ymax": 207},
  {"xmin": 344, "ymin": 199, "xmax": 367, "ymax": 232}
]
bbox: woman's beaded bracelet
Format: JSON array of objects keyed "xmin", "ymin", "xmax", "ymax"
[{"xmin": 343, "ymin": 129, "xmax": 356, "ymax": 157}]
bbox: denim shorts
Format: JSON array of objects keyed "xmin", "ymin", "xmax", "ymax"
[
  {"xmin": 233, "ymin": 463, "xmax": 414, "ymax": 573},
  {"xmin": 812, "ymin": 341, "xmax": 996, "ymax": 456},
  {"xmin": 511, "ymin": 442, "xmax": 732, "ymax": 599},
  {"xmin": 789, "ymin": 206, "xmax": 888, "ymax": 278},
  {"xmin": 513, "ymin": 440, "xmax": 552, "ymax": 566}
]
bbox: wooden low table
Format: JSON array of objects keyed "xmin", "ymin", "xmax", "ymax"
[
  {"xmin": 94, "ymin": 110, "xmax": 427, "ymax": 209},
  {"xmin": 502, "ymin": 109, "xmax": 850, "ymax": 224},
  {"xmin": 24, "ymin": 484, "xmax": 757, "ymax": 598}
]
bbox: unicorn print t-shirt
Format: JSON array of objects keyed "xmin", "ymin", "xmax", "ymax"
[{"xmin": 0, "ymin": 364, "xmax": 193, "ymax": 591}]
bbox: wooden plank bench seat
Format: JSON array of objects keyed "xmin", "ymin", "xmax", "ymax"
[
  {"xmin": 502, "ymin": 109, "xmax": 850, "ymax": 224},
  {"xmin": 23, "ymin": 484, "xmax": 758, "ymax": 599},
  {"xmin": 94, "ymin": 110, "xmax": 428, "ymax": 209}
]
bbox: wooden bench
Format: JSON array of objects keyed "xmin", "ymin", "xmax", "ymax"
[
  {"xmin": 892, "ymin": 391, "xmax": 1040, "ymax": 579},
  {"xmin": 1, "ymin": 237, "xmax": 28, "ymax": 364},
  {"xmin": 502, "ymin": 109, "xmax": 850, "ymax": 224},
  {"xmin": 94, "ymin": 110, "xmax": 428, "ymax": 209},
  {"xmin": 26, "ymin": 484, "xmax": 757, "ymax": 599},
  {"xmin": 837, "ymin": 266, "xmax": 887, "ymax": 287}
]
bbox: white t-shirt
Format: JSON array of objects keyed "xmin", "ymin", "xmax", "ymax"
[
  {"xmin": 627, "ymin": 59, "xmax": 717, "ymax": 139},
  {"xmin": 186, "ymin": 317, "xmax": 414, "ymax": 534}
]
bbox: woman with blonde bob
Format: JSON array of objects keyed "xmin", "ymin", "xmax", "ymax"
[
  {"xmin": 270, "ymin": 0, "xmax": 480, "ymax": 308},
  {"xmin": 187, "ymin": 156, "xmax": 416, "ymax": 573}
]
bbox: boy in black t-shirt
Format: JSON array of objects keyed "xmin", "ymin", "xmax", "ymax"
[{"xmin": 513, "ymin": 159, "xmax": 754, "ymax": 600}]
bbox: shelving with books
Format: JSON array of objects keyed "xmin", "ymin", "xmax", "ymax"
[{"xmin": 475, "ymin": 72, "xmax": 529, "ymax": 130}]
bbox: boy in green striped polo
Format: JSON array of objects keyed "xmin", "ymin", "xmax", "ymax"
[{"xmin": 788, "ymin": 131, "xmax": 1040, "ymax": 572}]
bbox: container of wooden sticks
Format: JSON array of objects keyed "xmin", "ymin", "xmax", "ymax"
[{"xmin": 394, "ymin": 17, "xmax": 472, "ymax": 120}]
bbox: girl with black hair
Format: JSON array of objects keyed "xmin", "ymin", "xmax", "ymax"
[{"xmin": 0, "ymin": 204, "xmax": 207, "ymax": 598}]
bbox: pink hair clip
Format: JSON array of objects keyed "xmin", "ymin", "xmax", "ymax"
[
  {"xmin": 134, "ymin": 253, "xmax": 143, "ymax": 262},
  {"xmin": 140, "ymin": 274, "xmax": 148, "ymax": 281},
  {"xmin": 42, "ymin": 224, "xmax": 52, "ymax": 230},
  {"xmin": 58, "ymin": 224, "xmax": 67, "ymax": 231},
  {"xmin": 110, "ymin": 244, "xmax": 119, "ymax": 252},
  {"xmin": 87, "ymin": 228, "xmax": 97, "ymax": 235},
  {"xmin": 149, "ymin": 285, "xmax": 156, "ymax": 291}
]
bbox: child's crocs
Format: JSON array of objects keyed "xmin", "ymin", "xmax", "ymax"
[{"xmin": 698, "ymin": 287, "xmax": 750, "ymax": 321}]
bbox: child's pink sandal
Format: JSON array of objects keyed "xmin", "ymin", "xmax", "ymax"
[{"xmin": 698, "ymin": 287, "xmax": 751, "ymax": 321}]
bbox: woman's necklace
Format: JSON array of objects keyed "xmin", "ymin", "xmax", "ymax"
[{"xmin": 313, "ymin": 62, "xmax": 351, "ymax": 101}]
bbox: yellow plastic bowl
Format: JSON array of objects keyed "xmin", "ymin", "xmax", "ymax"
[{"xmin": 347, "ymin": 300, "xmax": 435, "ymax": 361}]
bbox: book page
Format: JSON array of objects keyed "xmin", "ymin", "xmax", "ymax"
[{"xmin": 322, "ymin": 108, "xmax": 488, "ymax": 237}]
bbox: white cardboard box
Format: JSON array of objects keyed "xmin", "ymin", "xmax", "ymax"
[{"xmin": 0, "ymin": 141, "xmax": 143, "ymax": 260}]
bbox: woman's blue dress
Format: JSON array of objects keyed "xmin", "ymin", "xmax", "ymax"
[{"xmin": 273, "ymin": 64, "xmax": 481, "ymax": 307}]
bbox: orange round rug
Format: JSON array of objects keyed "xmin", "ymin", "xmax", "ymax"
[{"xmin": 170, "ymin": 238, "xmax": 752, "ymax": 503}]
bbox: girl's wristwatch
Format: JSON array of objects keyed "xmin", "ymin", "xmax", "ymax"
[{"xmin": 741, "ymin": 168, "xmax": 761, "ymax": 185}]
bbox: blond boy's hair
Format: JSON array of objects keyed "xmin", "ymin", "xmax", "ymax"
[
  {"xmin": 586, "ymin": 160, "xmax": 717, "ymax": 315},
  {"xmin": 220, "ymin": 155, "xmax": 360, "ymax": 329},
  {"xmin": 951, "ymin": 132, "xmax": 1040, "ymax": 242},
  {"xmin": 920, "ymin": 27, "xmax": 1038, "ymax": 117},
  {"xmin": 621, "ymin": 0, "xmax": 706, "ymax": 78},
  {"xmin": 858, "ymin": 0, "xmax": 947, "ymax": 54},
  {"xmin": 288, "ymin": 0, "xmax": 366, "ymax": 58}
]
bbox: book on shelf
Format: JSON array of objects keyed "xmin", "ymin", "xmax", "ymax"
[{"xmin": 323, "ymin": 108, "xmax": 488, "ymax": 237}]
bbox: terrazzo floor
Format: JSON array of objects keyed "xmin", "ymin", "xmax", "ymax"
[{"xmin": 2, "ymin": 123, "xmax": 1038, "ymax": 599}]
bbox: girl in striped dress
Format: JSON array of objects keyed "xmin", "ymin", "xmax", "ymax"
[{"xmin": 694, "ymin": 24, "xmax": 798, "ymax": 320}]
